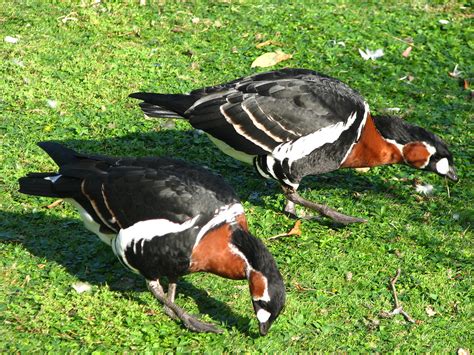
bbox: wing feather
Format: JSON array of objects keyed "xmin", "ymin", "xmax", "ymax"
[{"xmin": 185, "ymin": 70, "xmax": 367, "ymax": 156}]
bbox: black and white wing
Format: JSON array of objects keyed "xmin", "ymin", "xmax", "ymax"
[{"xmin": 184, "ymin": 68, "xmax": 368, "ymax": 156}]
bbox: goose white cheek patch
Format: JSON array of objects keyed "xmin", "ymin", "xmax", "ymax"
[
  {"xmin": 257, "ymin": 308, "xmax": 271, "ymax": 323},
  {"xmin": 436, "ymin": 158, "xmax": 449, "ymax": 175}
]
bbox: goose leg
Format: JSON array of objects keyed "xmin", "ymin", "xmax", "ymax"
[
  {"xmin": 163, "ymin": 281, "xmax": 177, "ymax": 319},
  {"xmin": 147, "ymin": 280, "xmax": 222, "ymax": 333},
  {"xmin": 282, "ymin": 186, "xmax": 366, "ymax": 225}
]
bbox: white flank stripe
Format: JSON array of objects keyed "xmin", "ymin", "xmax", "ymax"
[
  {"xmin": 112, "ymin": 215, "xmax": 199, "ymax": 273},
  {"xmin": 194, "ymin": 203, "xmax": 245, "ymax": 248},
  {"xmin": 44, "ymin": 174, "xmax": 62, "ymax": 183},
  {"xmin": 65, "ymin": 199, "xmax": 115, "ymax": 246},
  {"xmin": 220, "ymin": 105, "xmax": 274, "ymax": 151},
  {"xmin": 256, "ymin": 309, "xmax": 271, "ymax": 323},
  {"xmin": 241, "ymin": 100, "xmax": 284, "ymax": 143},
  {"xmin": 272, "ymin": 110, "xmax": 360, "ymax": 166}
]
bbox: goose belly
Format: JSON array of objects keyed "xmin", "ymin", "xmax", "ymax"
[
  {"xmin": 65, "ymin": 198, "xmax": 116, "ymax": 246},
  {"xmin": 206, "ymin": 134, "xmax": 255, "ymax": 164}
]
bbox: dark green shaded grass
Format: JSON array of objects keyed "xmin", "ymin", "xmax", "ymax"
[{"xmin": 1, "ymin": 1, "xmax": 473, "ymax": 352}]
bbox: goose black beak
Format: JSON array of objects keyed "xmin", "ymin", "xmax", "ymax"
[
  {"xmin": 446, "ymin": 166, "xmax": 458, "ymax": 182},
  {"xmin": 259, "ymin": 321, "xmax": 271, "ymax": 336}
]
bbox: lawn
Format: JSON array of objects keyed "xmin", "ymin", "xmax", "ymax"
[{"xmin": 1, "ymin": 0, "xmax": 472, "ymax": 352}]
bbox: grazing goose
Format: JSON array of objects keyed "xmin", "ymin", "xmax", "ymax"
[
  {"xmin": 130, "ymin": 68, "xmax": 457, "ymax": 224},
  {"xmin": 19, "ymin": 142, "xmax": 285, "ymax": 335}
]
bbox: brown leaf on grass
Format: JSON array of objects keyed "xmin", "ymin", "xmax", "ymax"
[
  {"xmin": 402, "ymin": 46, "xmax": 413, "ymax": 58},
  {"xmin": 293, "ymin": 280, "xmax": 316, "ymax": 292},
  {"xmin": 251, "ymin": 49, "xmax": 292, "ymax": 68},
  {"xmin": 171, "ymin": 26, "xmax": 184, "ymax": 33},
  {"xmin": 287, "ymin": 220, "xmax": 302, "ymax": 236},
  {"xmin": 46, "ymin": 199, "xmax": 63, "ymax": 209},
  {"xmin": 464, "ymin": 79, "xmax": 469, "ymax": 90},
  {"xmin": 256, "ymin": 39, "xmax": 284, "ymax": 49},
  {"xmin": 145, "ymin": 309, "xmax": 158, "ymax": 316},
  {"xmin": 269, "ymin": 220, "xmax": 301, "ymax": 240}
]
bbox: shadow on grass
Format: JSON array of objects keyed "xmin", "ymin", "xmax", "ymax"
[{"xmin": 0, "ymin": 209, "xmax": 254, "ymax": 336}]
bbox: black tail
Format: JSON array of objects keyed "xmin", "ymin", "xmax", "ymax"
[
  {"xmin": 37, "ymin": 141, "xmax": 80, "ymax": 167},
  {"xmin": 18, "ymin": 142, "xmax": 83, "ymax": 198},
  {"xmin": 129, "ymin": 92, "xmax": 197, "ymax": 119},
  {"xmin": 19, "ymin": 173, "xmax": 61, "ymax": 197}
]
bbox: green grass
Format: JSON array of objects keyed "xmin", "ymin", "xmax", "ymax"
[{"xmin": 1, "ymin": 0, "xmax": 473, "ymax": 352}]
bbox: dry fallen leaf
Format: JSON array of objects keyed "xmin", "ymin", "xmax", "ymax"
[
  {"xmin": 269, "ymin": 220, "xmax": 302, "ymax": 240},
  {"xmin": 355, "ymin": 167, "xmax": 370, "ymax": 173},
  {"xmin": 251, "ymin": 49, "xmax": 292, "ymax": 68},
  {"xmin": 171, "ymin": 26, "xmax": 184, "ymax": 33},
  {"xmin": 293, "ymin": 281, "xmax": 316, "ymax": 292},
  {"xmin": 345, "ymin": 272, "xmax": 353, "ymax": 281},
  {"xmin": 287, "ymin": 220, "xmax": 302, "ymax": 235},
  {"xmin": 402, "ymin": 46, "xmax": 413, "ymax": 58},
  {"xmin": 425, "ymin": 305, "xmax": 436, "ymax": 317},
  {"xmin": 46, "ymin": 199, "xmax": 63, "ymax": 209},
  {"xmin": 255, "ymin": 39, "xmax": 284, "ymax": 49}
]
